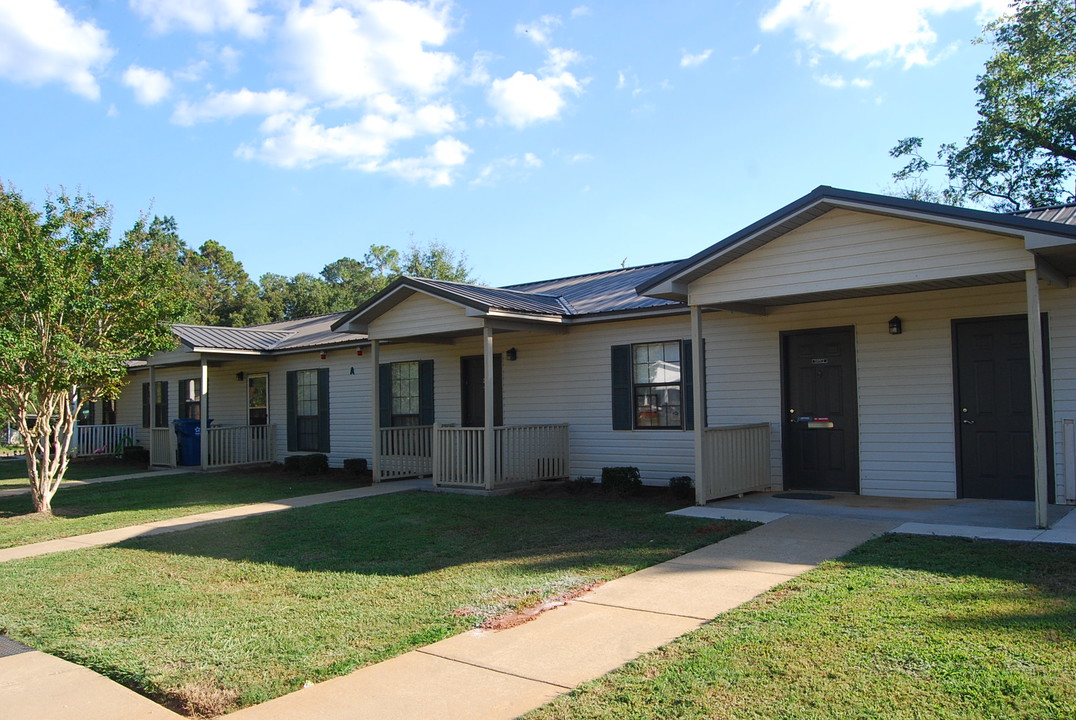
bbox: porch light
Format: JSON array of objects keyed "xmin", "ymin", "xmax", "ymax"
[
  {"xmin": 236, "ymin": 372, "xmax": 245, "ymax": 381},
  {"xmin": 506, "ymin": 347, "xmax": 518, "ymax": 361},
  {"xmin": 356, "ymin": 348, "xmax": 363, "ymax": 356},
  {"xmin": 320, "ymin": 352, "xmax": 328, "ymax": 360},
  {"xmin": 888, "ymin": 316, "xmax": 903, "ymax": 335}
]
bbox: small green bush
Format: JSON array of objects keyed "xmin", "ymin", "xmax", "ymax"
[
  {"xmin": 601, "ymin": 466, "xmax": 641, "ymax": 496},
  {"xmin": 283, "ymin": 453, "xmax": 329, "ymax": 476},
  {"xmin": 123, "ymin": 445, "xmax": 150, "ymax": 464},
  {"xmin": 343, "ymin": 458, "xmax": 368, "ymax": 475},
  {"xmin": 669, "ymin": 475, "xmax": 694, "ymax": 499}
]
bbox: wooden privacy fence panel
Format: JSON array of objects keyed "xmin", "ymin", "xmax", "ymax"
[
  {"xmin": 149, "ymin": 427, "xmax": 176, "ymax": 468},
  {"xmin": 699, "ymin": 423, "xmax": 771, "ymax": 502},
  {"xmin": 206, "ymin": 425, "xmax": 275, "ymax": 468},
  {"xmin": 72, "ymin": 424, "xmax": 139, "ymax": 457},
  {"xmin": 378, "ymin": 425, "xmax": 433, "ymax": 480}
]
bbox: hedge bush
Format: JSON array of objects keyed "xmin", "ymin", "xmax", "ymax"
[
  {"xmin": 283, "ymin": 453, "xmax": 329, "ymax": 476},
  {"xmin": 601, "ymin": 466, "xmax": 641, "ymax": 496}
]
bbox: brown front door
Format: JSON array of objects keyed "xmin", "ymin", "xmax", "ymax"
[
  {"xmin": 782, "ymin": 327, "xmax": 859, "ymax": 493},
  {"xmin": 954, "ymin": 316, "xmax": 1048, "ymax": 501},
  {"xmin": 460, "ymin": 355, "xmax": 503, "ymax": 427}
]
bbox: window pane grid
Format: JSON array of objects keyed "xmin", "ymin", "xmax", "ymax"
[
  {"xmin": 390, "ymin": 361, "xmax": 420, "ymax": 423},
  {"xmin": 631, "ymin": 341, "xmax": 683, "ymax": 429}
]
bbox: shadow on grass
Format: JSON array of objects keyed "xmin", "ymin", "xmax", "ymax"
[{"xmin": 108, "ymin": 490, "xmax": 747, "ymax": 578}]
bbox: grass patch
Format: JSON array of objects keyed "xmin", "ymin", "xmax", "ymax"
[
  {"xmin": 0, "ymin": 491, "xmax": 750, "ymax": 717},
  {"xmin": 0, "ymin": 469, "xmax": 368, "ymax": 548},
  {"xmin": 524, "ymin": 535, "xmax": 1076, "ymax": 720},
  {"xmin": 0, "ymin": 456, "xmax": 150, "ymax": 488}
]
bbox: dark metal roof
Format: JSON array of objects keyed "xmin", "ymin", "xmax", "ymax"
[
  {"xmin": 173, "ymin": 312, "xmax": 354, "ymax": 352},
  {"xmin": 1013, "ymin": 204, "xmax": 1076, "ymax": 225},
  {"xmin": 506, "ymin": 262, "xmax": 683, "ymax": 314},
  {"xmin": 637, "ymin": 185, "xmax": 1076, "ymax": 298},
  {"xmin": 406, "ymin": 277, "xmax": 573, "ymax": 315}
]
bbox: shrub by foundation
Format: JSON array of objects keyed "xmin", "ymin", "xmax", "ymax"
[
  {"xmin": 669, "ymin": 475, "xmax": 694, "ymax": 499},
  {"xmin": 601, "ymin": 466, "xmax": 641, "ymax": 497},
  {"xmin": 283, "ymin": 454, "xmax": 329, "ymax": 476}
]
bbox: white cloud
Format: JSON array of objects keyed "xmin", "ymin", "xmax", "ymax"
[
  {"xmin": 570, "ymin": 6, "xmax": 591, "ymax": 19},
  {"xmin": 365, "ymin": 136, "xmax": 471, "ymax": 187},
  {"xmin": 680, "ymin": 49, "xmax": 713, "ymax": 68},
  {"xmin": 760, "ymin": 0, "xmax": 1011, "ymax": 68},
  {"xmin": 470, "ymin": 152, "xmax": 542, "ymax": 186},
  {"xmin": 130, "ymin": 0, "xmax": 269, "ymax": 38},
  {"xmin": 0, "ymin": 0, "xmax": 113, "ymax": 99},
  {"xmin": 814, "ymin": 72, "xmax": 846, "ymax": 88},
  {"xmin": 173, "ymin": 88, "xmax": 307, "ymax": 125},
  {"xmin": 515, "ymin": 15, "xmax": 562, "ymax": 46},
  {"xmin": 123, "ymin": 65, "xmax": 173, "ymax": 104},
  {"xmin": 488, "ymin": 70, "xmax": 580, "ymax": 128},
  {"xmin": 489, "ymin": 14, "xmax": 584, "ymax": 128},
  {"xmin": 523, "ymin": 152, "xmax": 542, "ymax": 168},
  {"xmin": 280, "ymin": 0, "xmax": 459, "ymax": 106},
  {"xmin": 238, "ymin": 101, "xmax": 460, "ymax": 169}
]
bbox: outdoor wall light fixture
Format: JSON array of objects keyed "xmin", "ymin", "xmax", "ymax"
[
  {"xmin": 506, "ymin": 347, "xmax": 518, "ymax": 361},
  {"xmin": 236, "ymin": 372, "xmax": 245, "ymax": 381},
  {"xmin": 320, "ymin": 352, "xmax": 328, "ymax": 360},
  {"xmin": 356, "ymin": 348, "xmax": 364, "ymax": 356},
  {"xmin": 888, "ymin": 316, "xmax": 903, "ymax": 335}
]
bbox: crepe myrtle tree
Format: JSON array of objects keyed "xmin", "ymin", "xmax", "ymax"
[{"xmin": 0, "ymin": 183, "xmax": 189, "ymax": 515}]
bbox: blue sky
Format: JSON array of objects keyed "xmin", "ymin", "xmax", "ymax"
[{"xmin": 0, "ymin": 0, "xmax": 1011, "ymax": 287}]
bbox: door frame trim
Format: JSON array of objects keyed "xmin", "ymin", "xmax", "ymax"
[
  {"xmin": 779, "ymin": 325, "xmax": 860, "ymax": 493},
  {"xmin": 951, "ymin": 314, "xmax": 1054, "ymax": 501}
]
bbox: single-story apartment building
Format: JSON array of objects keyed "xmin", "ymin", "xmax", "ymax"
[{"xmin": 93, "ymin": 186, "xmax": 1076, "ymax": 523}]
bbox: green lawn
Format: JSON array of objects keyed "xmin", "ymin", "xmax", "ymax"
[
  {"xmin": 0, "ymin": 456, "xmax": 149, "ymax": 488},
  {"xmin": 524, "ymin": 535, "xmax": 1076, "ymax": 720},
  {"xmin": 0, "ymin": 470, "xmax": 370, "ymax": 548},
  {"xmin": 0, "ymin": 491, "xmax": 746, "ymax": 717}
]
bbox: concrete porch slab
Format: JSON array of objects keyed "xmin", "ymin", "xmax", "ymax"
[{"xmin": 668, "ymin": 506, "xmax": 787, "ymax": 523}]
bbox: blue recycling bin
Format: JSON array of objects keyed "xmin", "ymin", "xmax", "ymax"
[{"xmin": 173, "ymin": 418, "xmax": 211, "ymax": 466}]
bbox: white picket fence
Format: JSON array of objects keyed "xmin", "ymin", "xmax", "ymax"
[
  {"xmin": 698, "ymin": 423, "xmax": 771, "ymax": 502},
  {"xmin": 71, "ymin": 424, "xmax": 139, "ymax": 457},
  {"xmin": 432, "ymin": 423, "xmax": 570, "ymax": 489}
]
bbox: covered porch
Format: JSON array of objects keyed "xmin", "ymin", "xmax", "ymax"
[
  {"xmin": 333, "ymin": 276, "xmax": 574, "ymax": 490},
  {"xmin": 639, "ymin": 187, "xmax": 1076, "ymax": 529}
]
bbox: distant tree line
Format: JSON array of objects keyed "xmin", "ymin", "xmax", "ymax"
[{"xmin": 141, "ymin": 216, "xmax": 476, "ymax": 327}]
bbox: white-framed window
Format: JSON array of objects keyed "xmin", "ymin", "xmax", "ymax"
[{"xmin": 631, "ymin": 341, "xmax": 683, "ymax": 429}]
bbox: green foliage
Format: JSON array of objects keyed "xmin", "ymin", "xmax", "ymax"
[
  {"xmin": 342, "ymin": 457, "xmax": 368, "ymax": 474},
  {"xmin": 892, "ymin": 0, "xmax": 1076, "ymax": 211},
  {"xmin": 122, "ymin": 445, "xmax": 150, "ymax": 464},
  {"xmin": 283, "ymin": 453, "xmax": 329, "ymax": 476},
  {"xmin": 565, "ymin": 475, "xmax": 596, "ymax": 494},
  {"xmin": 181, "ymin": 238, "xmax": 269, "ymax": 326},
  {"xmin": 0, "ymin": 183, "xmax": 189, "ymax": 513},
  {"xmin": 601, "ymin": 466, "xmax": 642, "ymax": 496},
  {"xmin": 668, "ymin": 475, "xmax": 693, "ymax": 499}
]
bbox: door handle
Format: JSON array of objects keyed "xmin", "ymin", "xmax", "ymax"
[{"xmin": 962, "ymin": 419, "xmax": 976, "ymax": 425}]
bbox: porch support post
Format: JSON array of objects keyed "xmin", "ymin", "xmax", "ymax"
[
  {"xmin": 1026, "ymin": 268, "xmax": 1050, "ymax": 529},
  {"xmin": 148, "ymin": 364, "xmax": 158, "ymax": 469},
  {"xmin": 199, "ymin": 356, "xmax": 208, "ymax": 471},
  {"xmin": 483, "ymin": 326, "xmax": 495, "ymax": 491},
  {"xmin": 370, "ymin": 339, "xmax": 381, "ymax": 483},
  {"xmin": 691, "ymin": 305, "xmax": 706, "ymax": 506}
]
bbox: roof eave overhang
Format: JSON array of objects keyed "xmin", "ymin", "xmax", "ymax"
[{"xmin": 634, "ymin": 186, "xmax": 1076, "ymax": 300}]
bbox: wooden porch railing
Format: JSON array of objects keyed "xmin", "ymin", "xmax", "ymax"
[
  {"xmin": 206, "ymin": 425, "xmax": 275, "ymax": 468},
  {"xmin": 71, "ymin": 423, "xmax": 139, "ymax": 457},
  {"xmin": 149, "ymin": 427, "xmax": 176, "ymax": 467},
  {"xmin": 377, "ymin": 425, "xmax": 433, "ymax": 481},
  {"xmin": 698, "ymin": 423, "xmax": 771, "ymax": 502},
  {"xmin": 432, "ymin": 424, "xmax": 570, "ymax": 489}
]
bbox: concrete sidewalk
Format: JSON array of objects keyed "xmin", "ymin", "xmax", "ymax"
[
  {"xmin": 0, "ymin": 478, "xmax": 431, "ymax": 563},
  {"xmin": 226, "ymin": 514, "xmax": 895, "ymax": 720},
  {"xmin": 0, "ymin": 511, "xmax": 893, "ymax": 720},
  {"xmin": 0, "ymin": 467, "xmax": 189, "ymax": 499}
]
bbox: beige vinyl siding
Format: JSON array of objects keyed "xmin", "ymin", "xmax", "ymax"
[
  {"xmin": 373, "ymin": 317, "xmax": 698, "ymax": 486},
  {"xmin": 368, "ymin": 292, "xmax": 484, "ymax": 340},
  {"xmin": 702, "ymin": 281, "xmax": 1076, "ymax": 500},
  {"xmin": 690, "ymin": 209, "xmax": 1035, "ymax": 305}
]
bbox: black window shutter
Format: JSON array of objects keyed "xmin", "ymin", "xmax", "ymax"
[
  {"xmin": 158, "ymin": 381, "xmax": 169, "ymax": 428},
  {"xmin": 378, "ymin": 363, "xmax": 392, "ymax": 427},
  {"xmin": 317, "ymin": 368, "xmax": 331, "ymax": 453},
  {"xmin": 418, "ymin": 359, "xmax": 435, "ymax": 425},
  {"xmin": 683, "ymin": 339, "xmax": 694, "ymax": 431},
  {"xmin": 285, "ymin": 370, "xmax": 297, "ymax": 452},
  {"xmin": 611, "ymin": 344, "xmax": 632, "ymax": 430},
  {"xmin": 142, "ymin": 383, "xmax": 150, "ymax": 428}
]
